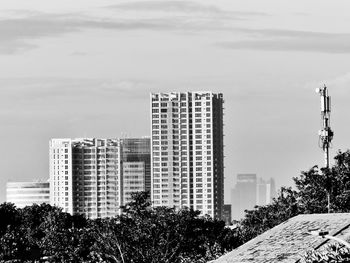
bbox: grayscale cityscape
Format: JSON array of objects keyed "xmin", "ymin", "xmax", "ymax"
[{"xmin": 1, "ymin": 1, "xmax": 350, "ymax": 262}]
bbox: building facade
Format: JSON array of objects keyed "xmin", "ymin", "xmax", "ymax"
[
  {"xmin": 49, "ymin": 137, "xmax": 150, "ymax": 219},
  {"xmin": 120, "ymin": 138, "xmax": 151, "ymax": 205},
  {"xmin": 49, "ymin": 138, "xmax": 74, "ymax": 214},
  {"xmin": 6, "ymin": 181, "xmax": 50, "ymax": 208},
  {"xmin": 150, "ymin": 91, "xmax": 224, "ymax": 219}
]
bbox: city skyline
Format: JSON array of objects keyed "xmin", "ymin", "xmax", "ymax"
[{"xmin": 2, "ymin": 0, "xmax": 350, "ymax": 204}]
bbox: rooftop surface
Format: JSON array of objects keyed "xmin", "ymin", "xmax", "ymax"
[{"xmin": 213, "ymin": 213, "xmax": 350, "ymax": 263}]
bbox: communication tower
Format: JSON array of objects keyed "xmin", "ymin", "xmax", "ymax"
[{"xmin": 316, "ymin": 85, "xmax": 334, "ymax": 168}]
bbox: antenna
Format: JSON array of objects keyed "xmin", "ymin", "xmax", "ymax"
[{"xmin": 316, "ymin": 85, "xmax": 334, "ymax": 168}]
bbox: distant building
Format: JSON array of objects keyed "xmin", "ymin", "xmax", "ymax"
[
  {"xmin": 6, "ymin": 181, "xmax": 50, "ymax": 208},
  {"xmin": 222, "ymin": 204, "xmax": 232, "ymax": 225},
  {"xmin": 231, "ymin": 174, "xmax": 276, "ymax": 220},
  {"xmin": 49, "ymin": 137, "xmax": 150, "ymax": 219},
  {"xmin": 120, "ymin": 138, "xmax": 151, "ymax": 205},
  {"xmin": 231, "ymin": 174, "xmax": 257, "ymax": 220},
  {"xmin": 257, "ymin": 177, "xmax": 276, "ymax": 206},
  {"xmin": 150, "ymin": 92, "xmax": 224, "ymax": 219}
]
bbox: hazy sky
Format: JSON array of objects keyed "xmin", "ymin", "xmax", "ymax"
[{"xmin": 1, "ymin": 0, "xmax": 350, "ymax": 203}]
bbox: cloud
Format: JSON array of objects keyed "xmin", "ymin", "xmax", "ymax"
[
  {"xmin": 113, "ymin": 1, "xmax": 224, "ymax": 14},
  {"xmin": 0, "ymin": 2, "xmax": 270, "ymax": 54},
  {"xmin": 217, "ymin": 28, "xmax": 350, "ymax": 53},
  {"xmin": 110, "ymin": 1, "xmax": 268, "ymax": 18},
  {"xmin": 0, "ymin": 12, "xmax": 227, "ymax": 54}
]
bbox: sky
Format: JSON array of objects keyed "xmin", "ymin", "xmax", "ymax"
[{"xmin": 1, "ymin": 0, "xmax": 350, "ymax": 203}]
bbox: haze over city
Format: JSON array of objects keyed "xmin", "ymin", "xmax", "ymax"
[{"xmin": 1, "ymin": 0, "xmax": 350, "ymax": 204}]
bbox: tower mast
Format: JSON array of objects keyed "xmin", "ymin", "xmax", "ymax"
[{"xmin": 316, "ymin": 85, "xmax": 334, "ymax": 168}]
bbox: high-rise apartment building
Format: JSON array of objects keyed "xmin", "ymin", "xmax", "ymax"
[
  {"xmin": 150, "ymin": 92, "xmax": 224, "ymax": 219},
  {"xmin": 6, "ymin": 181, "xmax": 50, "ymax": 208},
  {"xmin": 49, "ymin": 137, "xmax": 150, "ymax": 219},
  {"xmin": 50, "ymin": 138, "xmax": 74, "ymax": 214}
]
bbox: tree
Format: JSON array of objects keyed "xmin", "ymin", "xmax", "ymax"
[
  {"xmin": 238, "ymin": 150, "xmax": 350, "ymax": 244},
  {"xmin": 294, "ymin": 150, "xmax": 350, "ymax": 213},
  {"xmin": 302, "ymin": 243, "xmax": 350, "ymax": 263},
  {"xmin": 114, "ymin": 191, "xmax": 240, "ymax": 263},
  {"xmin": 239, "ymin": 187, "xmax": 300, "ymax": 242}
]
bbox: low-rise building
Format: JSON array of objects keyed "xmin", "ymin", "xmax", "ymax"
[{"xmin": 6, "ymin": 181, "xmax": 50, "ymax": 208}]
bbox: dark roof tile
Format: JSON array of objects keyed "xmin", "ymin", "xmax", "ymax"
[{"xmin": 213, "ymin": 213, "xmax": 350, "ymax": 263}]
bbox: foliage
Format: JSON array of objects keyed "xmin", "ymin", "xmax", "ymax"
[
  {"xmin": 239, "ymin": 186, "xmax": 300, "ymax": 242},
  {"xmin": 3, "ymin": 150, "xmax": 350, "ymax": 262},
  {"xmin": 238, "ymin": 150, "xmax": 350, "ymax": 243},
  {"xmin": 302, "ymin": 243, "xmax": 350, "ymax": 263},
  {"xmin": 0, "ymin": 192, "xmax": 239, "ymax": 263}
]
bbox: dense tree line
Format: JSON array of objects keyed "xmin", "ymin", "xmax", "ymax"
[
  {"xmin": 2, "ymin": 150, "xmax": 350, "ymax": 262},
  {"xmin": 0, "ymin": 191, "xmax": 241, "ymax": 263}
]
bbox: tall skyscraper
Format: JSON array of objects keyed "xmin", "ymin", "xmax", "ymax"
[
  {"xmin": 49, "ymin": 137, "xmax": 150, "ymax": 219},
  {"xmin": 6, "ymin": 181, "xmax": 50, "ymax": 208},
  {"xmin": 150, "ymin": 92, "xmax": 224, "ymax": 219}
]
